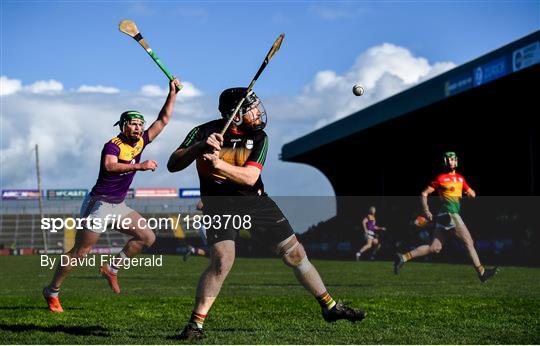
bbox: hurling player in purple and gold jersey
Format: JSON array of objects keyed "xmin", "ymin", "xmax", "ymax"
[
  {"xmin": 355, "ymin": 206, "xmax": 386, "ymax": 260},
  {"xmin": 394, "ymin": 152, "xmax": 499, "ymax": 283},
  {"xmin": 43, "ymin": 78, "xmax": 181, "ymax": 313}
]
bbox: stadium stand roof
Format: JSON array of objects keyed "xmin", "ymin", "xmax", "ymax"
[{"xmin": 281, "ymin": 30, "xmax": 540, "ymax": 162}]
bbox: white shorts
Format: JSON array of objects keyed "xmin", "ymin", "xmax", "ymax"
[
  {"xmin": 79, "ymin": 194, "xmax": 135, "ymax": 233},
  {"xmin": 365, "ymin": 230, "xmax": 376, "ymax": 241},
  {"xmin": 198, "ymin": 225, "xmax": 207, "ymax": 246},
  {"xmin": 435, "ymin": 212, "xmax": 464, "ymax": 231}
]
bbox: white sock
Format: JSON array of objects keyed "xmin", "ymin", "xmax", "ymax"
[
  {"xmin": 110, "ymin": 251, "xmax": 127, "ymax": 274},
  {"xmin": 45, "ymin": 286, "xmax": 60, "ymax": 297},
  {"xmin": 292, "ymin": 258, "xmax": 327, "ymax": 297}
]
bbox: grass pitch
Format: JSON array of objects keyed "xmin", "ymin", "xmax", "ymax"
[{"xmin": 0, "ymin": 255, "xmax": 538, "ymax": 344}]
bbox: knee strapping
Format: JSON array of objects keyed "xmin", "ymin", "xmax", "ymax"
[
  {"xmin": 276, "ymin": 235, "xmax": 296, "ymax": 255},
  {"xmin": 277, "ymin": 236, "xmax": 313, "ymax": 274},
  {"xmin": 282, "ymin": 241, "xmax": 300, "ymax": 256},
  {"xmin": 294, "ymin": 256, "xmax": 313, "ymax": 275},
  {"xmin": 281, "ymin": 245, "xmax": 313, "ymax": 274}
]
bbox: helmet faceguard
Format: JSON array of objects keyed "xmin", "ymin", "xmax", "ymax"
[
  {"xmin": 443, "ymin": 151, "xmax": 458, "ymax": 169},
  {"xmin": 219, "ymin": 87, "xmax": 267, "ymax": 132}
]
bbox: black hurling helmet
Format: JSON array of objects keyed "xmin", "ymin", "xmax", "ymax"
[{"xmin": 218, "ymin": 87, "xmax": 267, "ymax": 132}]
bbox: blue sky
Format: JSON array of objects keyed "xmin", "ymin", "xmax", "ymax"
[
  {"xmin": 1, "ymin": 1, "xmax": 539, "ymax": 199},
  {"xmin": 3, "ymin": 2, "xmax": 538, "ymax": 95}
]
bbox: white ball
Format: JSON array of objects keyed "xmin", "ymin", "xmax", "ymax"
[{"xmin": 352, "ymin": 84, "xmax": 364, "ymax": 96}]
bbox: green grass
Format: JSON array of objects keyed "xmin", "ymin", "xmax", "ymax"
[{"xmin": 0, "ymin": 255, "xmax": 539, "ymax": 344}]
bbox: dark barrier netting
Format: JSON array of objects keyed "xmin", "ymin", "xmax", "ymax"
[
  {"xmin": 142, "ymin": 196, "xmax": 539, "ymax": 266},
  {"xmin": 4, "ymin": 195, "xmax": 536, "ymax": 297}
]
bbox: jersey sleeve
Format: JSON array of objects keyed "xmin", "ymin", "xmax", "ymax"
[
  {"xmin": 179, "ymin": 126, "xmax": 203, "ymax": 149},
  {"xmin": 462, "ymin": 176, "xmax": 471, "ymax": 192},
  {"xmin": 429, "ymin": 176, "xmax": 440, "ymax": 190},
  {"xmin": 143, "ymin": 130, "xmax": 151, "ymax": 147},
  {"xmin": 244, "ymin": 133, "xmax": 268, "ymax": 170},
  {"xmin": 103, "ymin": 141, "xmax": 120, "ymax": 157}
]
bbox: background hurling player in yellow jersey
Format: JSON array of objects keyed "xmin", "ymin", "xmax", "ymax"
[
  {"xmin": 43, "ymin": 79, "xmax": 181, "ymax": 313},
  {"xmin": 394, "ymin": 152, "xmax": 499, "ymax": 282}
]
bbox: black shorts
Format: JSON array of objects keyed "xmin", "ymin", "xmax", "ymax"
[{"xmin": 202, "ymin": 196, "xmax": 295, "ymax": 247}]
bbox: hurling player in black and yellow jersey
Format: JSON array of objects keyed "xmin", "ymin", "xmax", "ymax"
[{"xmin": 168, "ymin": 88, "xmax": 365, "ymax": 340}]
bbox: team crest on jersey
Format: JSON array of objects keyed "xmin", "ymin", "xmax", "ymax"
[{"xmin": 246, "ymin": 139, "xmax": 254, "ymax": 150}]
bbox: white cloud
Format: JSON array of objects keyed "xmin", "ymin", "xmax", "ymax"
[
  {"xmin": 348, "ymin": 43, "xmax": 440, "ymax": 87},
  {"xmin": 77, "ymin": 85, "xmax": 120, "ymax": 94},
  {"xmin": 178, "ymin": 81, "xmax": 202, "ymax": 98},
  {"xmin": 0, "ymin": 81, "xmax": 215, "ymax": 191},
  {"xmin": 1, "ymin": 76, "xmax": 65, "ymax": 96},
  {"xmin": 0, "ymin": 76, "xmax": 22, "ymax": 96},
  {"xmin": 140, "ymin": 81, "xmax": 202, "ymax": 98},
  {"xmin": 140, "ymin": 84, "xmax": 167, "ymax": 97},
  {"xmin": 25, "ymin": 79, "xmax": 63, "ymax": 94},
  {"xmin": 1, "ymin": 43, "xmax": 455, "ymax": 199},
  {"xmin": 312, "ymin": 70, "xmax": 342, "ymax": 92},
  {"xmin": 277, "ymin": 43, "xmax": 456, "ymax": 127}
]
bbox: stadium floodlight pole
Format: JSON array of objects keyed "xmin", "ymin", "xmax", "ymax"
[
  {"xmin": 220, "ymin": 33, "xmax": 285, "ymax": 136},
  {"xmin": 35, "ymin": 144, "xmax": 48, "ymax": 254},
  {"xmin": 118, "ymin": 19, "xmax": 182, "ymax": 92}
]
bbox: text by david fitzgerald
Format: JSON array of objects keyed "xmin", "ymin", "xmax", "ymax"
[{"xmin": 40, "ymin": 255, "xmax": 163, "ymax": 270}]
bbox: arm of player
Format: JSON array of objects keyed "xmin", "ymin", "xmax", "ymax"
[
  {"xmin": 167, "ymin": 133, "xmax": 223, "ymax": 172},
  {"xmin": 421, "ymin": 186, "xmax": 435, "ymax": 220},
  {"xmin": 104, "ymin": 155, "xmax": 157, "ymax": 173},
  {"xmin": 462, "ymin": 179, "xmax": 475, "ymax": 198},
  {"xmin": 464, "ymin": 188, "xmax": 476, "ymax": 198},
  {"xmin": 167, "ymin": 142, "xmax": 205, "ymax": 172},
  {"xmin": 147, "ymin": 78, "xmax": 181, "ymax": 142},
  {"xmin": 362, "ymin": 218, "xmax": 369, "ymax": 233},
  {"xmin": 203, "ymin": 151, "xmax": 261, "ymax": 186}
]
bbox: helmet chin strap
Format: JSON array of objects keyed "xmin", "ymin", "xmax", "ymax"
[{"xmin": 232, "ymin": 113, "xmax": 243, "ymax": 126}]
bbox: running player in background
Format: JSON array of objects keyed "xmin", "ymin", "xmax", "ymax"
[
  {"xmin": 43, "ymin": 79, "xmax": 181, "ymax": 312},
  {"xmin": 183, "ymin": 200, "xmax": 208, "ymax": 261},
  {"xmin": 355, "ymin": 206, "xmax": 386, "ymax": 260},
  {"xmin": 393, "ymin": 152, "xmax": 499, "ymax": 282}
]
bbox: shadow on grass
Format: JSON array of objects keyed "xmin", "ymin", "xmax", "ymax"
[
  {"xmin": 0, "ymin": 306, "xmax": 84, "ymax": 311},
  {"xmin": 163, "ymin": 327, "xmax": 256, "ymax": 341},
  {"xmin": 0, "ymin": 323, "xmax": 110, "ymax": 336},
  {"xmin": 214, "ymin": 327, "xmax": 256, "ymax": 332},
  {"xmin": 252, "ymin": 283, "xmax": 375, "ymax": 288}
]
